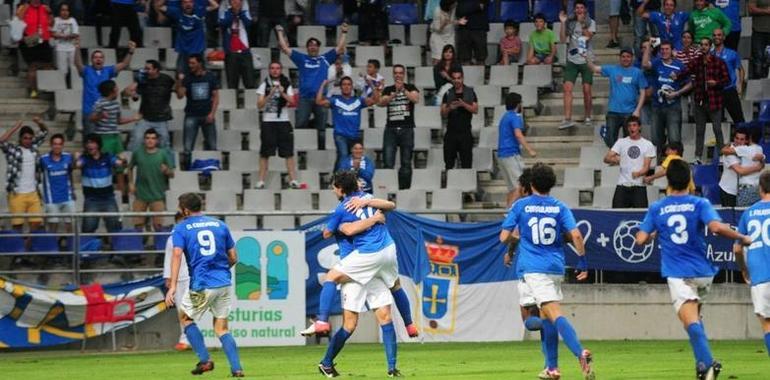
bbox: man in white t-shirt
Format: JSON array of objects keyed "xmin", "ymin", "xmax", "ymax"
[
  {"xmin": 256, "ymin": 61, "xmax": 301, "ymax": 189},
  {"xmin": 720, "ymin": 127, "xmax": 765, "ymax": 207},
  {"xmin": 163, "ymin": 212, "xmax": 190, "ymax": 351},
  {"xmin": 603, "ymin": 116, "xmax": 656, "ymax": 208}
]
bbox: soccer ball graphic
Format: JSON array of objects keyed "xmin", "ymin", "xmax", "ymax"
[{"xmin": 613, "ymin": 220, "xmax": 654, "ymax": 263}]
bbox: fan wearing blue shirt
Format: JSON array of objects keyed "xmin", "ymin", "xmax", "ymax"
[
  {"xmin": 499, "ymin": 163, "xmax": 594, "ymax": 380},
  {"xmin": 157, "ymin": 0, "xmax": 218, "ymax": 74},
  {"xmin": 735, "ymin": 170, "xmax": 770, "ymax": 358},
  {"xmin": 39, "ymin": 134, "xmax": 75, "ymax": 232},
  {"xmin": 316, "ymin": 76, "xmax": 380, "ymax": 172},
  {"xmin": 636, "ymin": 159, "xmax": 751, "ymax": 379},
  {"xmin": 497, "ymin": 92, "xmax": 537, "ymax": 207},
  {"xmin": 710, "ymin": 0, "xmax": 741, "ymax": 50},
  {"xmin": 640, "ymin": 0, "xmax": 690, "ymax": 51},
  {"xmin": 335, "ymin": 142, "xmax": 375, "ymax": 194},
  {"xmin": 712, "ymin": 28, "xmax": 745, "ymax": 124},
  {"xmin": 276, "ymin": 23, "xmax": 348, "ymax": 150},
  {"xmin": 166, "ymin": 192, "xmax": 243, "ymax": 377}
]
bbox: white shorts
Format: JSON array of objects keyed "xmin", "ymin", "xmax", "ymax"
[
  {"xmin": 751, "ymin": 282, "xmax": 770, "ymax": 318},
  {"xmin": 667, "ymin": 277, "xmax": 713, "ymax": 313},
  {"xmin": 498, "ymin": 155, "xmax": 524, "ymax": 192},
  {"xmin": 341, "ymin": 278, "xmax": 393, "ymax": 312},
  {"xmin": 517, "ymin": 279, "xmax": 536, "ymax": 307},
  {"xmin": 44, "ymin": 200, "xmax": 76, "ymax": 223},
  {"xmin": 523, "ymin": 273, "xmax": 563, "ymax": 307},
  {"xmin": 174, "ymin": 278, "xmax": 190, "ymax": 314},
  {"xmin": 179, "ymin": 286, "xmax": 232, "ymax": 321},
  {"xmin": 334, "ymin": 243, "xmax": 399, "ymax": 288}
]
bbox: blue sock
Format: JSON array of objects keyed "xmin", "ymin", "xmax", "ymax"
[
  {"xmin": 391, "ymin": 288, "xmax": 413, "ymax": 326},
  {"xmin": 321, "ymin": 328, "xmax": 352, "ymax": 367},
  {"xmin": 318, "ymin": 281, "xmax": 336, "ymax": 322},
  {"xmin": 686, "ymin": 322, "xmax": 714, "ymax": 367},
  {"xmin": 524, "ymin": 316, "xmax": 543, "ymax": 331},
  {"xmin": 555, "ymin": 316, "xmax": 583, "ymax": 358},
  {"xmin": 542, "ymin": 319, "xmax": 559, "ymax": 369},
  {"xmin": 764, "ymin": 332, "xmax": 770, "ymax": 357},
  {"xmin": 184, "ymin": 323, "xmax": 210, "ymax": 363},
  {"xmin": 218, "ymin": 333, "xmax": 242, "ymax": 372},
  {"xmin": 381, "ymin": 322, "xmax": 397, "ymax": 370}
]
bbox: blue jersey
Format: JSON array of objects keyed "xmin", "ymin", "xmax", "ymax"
[
  {"xmin": 326, "ymin": 192, "xmax": 394, "ymax": 254},
  {"xmin": 81, "ymin": 65, "xmax": 117, "ymax": 115},
  {"xmin": 172, "ymin": 215, "xmax": 235, "ymax": 291},
  {"xmin": 713, "ymin": 47, "xmax": 740, "ymax": 88},
  {"xmin": 167, "ymin": 6, "xmax": 207, "ymax": 54},
  {"xmin": 651, "ymin": 58, "xmax": 687, "ymax": 107},
  {"xmin": 291, "ymin": 49, "xmax": 338, "ymax": 99},
  {"xmin": 737, "ymin": 201, "xmax": 770, "ymax": 286},
  {"xmin": 39, "ymin": 153, "xmax": 74, "ymax": 204},
  {"xmin": 648, "ymin": 11, "xmax": 690, "ymax": 51},
  {"xmin": 501, "ymin": 194, "xmax": 577, "ymax": 275},
  {"xmin": 329, "ymin": 95, "xmax": 366, "ymax": 139},
  {"xmin": 602, "ymin": 65, "xmax": 648, "ymax": 114},
  {"xmin": 640, "ymin": 195, "xmax": 721, "ymax": 278},
  {"xmin": 710, "ymin": 0, "xmax": 740, "ymax": 32},
  {"xmin": 497, "ymin": 110, "xmax": 523, "ymax": 158}
]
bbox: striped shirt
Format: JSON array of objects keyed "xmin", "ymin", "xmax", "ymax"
[
  {"xmin": 91, "ymin": 97, "xmax": 121, "ymax": 134},
  {"xmin": 39, "ymin": 152, "xmax": 75, "ymax": 204},
  {"xmin": 79, "ymin": 153, "xmax": 118, "ymax": 200},
  {"xmin": 0, "ymin": 129, "xmax": 47, "ymax": 193}
]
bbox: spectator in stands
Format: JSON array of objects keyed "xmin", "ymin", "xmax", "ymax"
[
  {"xmin": 440, "ymin": 68, "xmax": 478, "ymax": 170},
  {"xmin": 607, "ymin": 0, "xmax": 621, "ymax": 48},
  {"xmin": 90, "ymin": 0, "xmax": 111, "ymax": 46},
  {"xmin": 317, "ymin": 77, "xmax": 380, "ymax": 172},
  {"xmin": 558, "ymin": 1, "xmax": 596, "ymax": 130},
  {"xmin": 51, "ymin": 4, "xmax": 79, "ymax": 80},
  {"xmin": 587, "ymin": 48, "xmax": 648, "ymax": 147},
  {"xmin": 0, "ymin": 117, "xmax": 48, "ymax": 231},
  {"xmin": 379, "ymin": 65, "xmax": 420, "ymax": 190},
  {"xmin": 16, "ymin": 0, "xmax": 54, "ymax": 98},
  {"xmin": 275, "ymin": 23, "xmax": 348, "ymax": 151},
  {"xmin": 631, "ymin": 0, "xmax": 661, "ymax": 53},
  {"xmin": 76, "ymin": 134, "xmax": 125, "ymax": 233},
  {"xmin": 677, "ymin": 37, "xmax": 730, "ymax": 162},
  {"xmin": 124, "ymin": 59, "xmax": 175, "ymax": 151},
  {"xmin": 39, "ymin": 133, "xmax": 76, "ymax": 233},
  {"xmin": 498, "ymin": 21, "xmax": 522, "ymax": 65},
  {"xmin": 358, "ymin": 0, "xmax": 389, "ymax": 45},
  {"xmin": 429, "ymin": 0, "xmax": 460, "ymax": 65},
  {"xmin": 220, "ymin": 0, "xmax": 256, "ymax": 89},
  {"xmin": 603, "ymin": 116, "xmax": 656, "ymax": 208},
  {"xmin": 690, "ymin": 0, "xmax": 731, "ymax": 42},
  {"xmin": 129, "ymin": 128, "xmax": 175, "ymax": 231},
  {"xmin": 74, "ymin": 39, "xmax": 136, "ymax": 139},
  {"xmin": 326, "ymin": 55, "xmax": 353, "ymax": 97},
  {"xmin": 749, "ymin": 0, "xmax": 770, "ymax": 79},
  {"xmin": 434, "ymin": 45, "xmax": 463, "ymax": 102},
  {"xmin": 256, "ymin": 0, "xmax": 286, "ymax": 47},
  {"xmin": 455, "ymin": 0, "xmax": 489, "ymax": 65},
  {"xmin": 642, "ymin": 41, "xmax": 690, "ymax": 155},
  {"xmin": 643, "ymin": 141, "xmax": 695, "ymax": 194},
  {"xmin": 526, "ymin": 13, "xmax": 557, "ymax": 65},
  {"xmin": 355, "ymin": 59, "xmax": 384, "ymax": 97},
  {"xmin": 336, "ymin": 142, "xmax": 375, "ymax": 194},
  {"xmin": 497, "ymin": 92, "xmax": 536, "ymax": 206},
  {"xmin": 108, "ymin": 0, "xmax": 142, "ymax": 48},
  {"xmin": 157, "ymin": 0, "xmax": 218, "ymax": 74},
  {"xmin": 722, "ymin": 128, "xmax": 766, "ymax": 206},
  {"xmin": 256, "ymin": 61, "xmax": 300, "ymax": 189},
  {"xmin": 163, "ymin": 211, "xmax": 190, "ymax": 351},
  {"xmin": 712, "ymin": 28, "xmax": 745, "ymax": 125},
  {"xmin": 710, "ymin": 0, "xmax": 741, "ymax": 50},
  {"xmin": 285, "ymin": 0, "xmax": 308, "ymax": 48},
  {"xmin": 675, "ymin": 30, "xmax": 702, "ymax": 65},
  {"xmin": 175, "ymin": 54, "xmax": 220, "ymax": 170},
  {"xmin": 719, "ymin": 128, "xmax": 763, "ymax": 206},
  {"xmin": 638, "ymin": 0, "xmax": 689, "ymax": 51}
]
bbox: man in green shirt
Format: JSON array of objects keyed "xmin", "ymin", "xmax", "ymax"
[
  {"xmin": 689, "ymin": 0, "xmax": 731, "ymax": 41},
  {"xmin": 129, "ymin": 128, "xmax": 175, "ymax": 230},
  {"xmin": 527, "ymin": 13, "xmax": 558, "ymax": 65}
]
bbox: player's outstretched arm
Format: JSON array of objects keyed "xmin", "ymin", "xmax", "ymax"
[
  {"xmin": 635, "ymin": 230, "xmax": 652, "ymax": 246},
  {"xmin": 339, "ymin": 210, "xmax": 385, "ymax": 236},
  {"xmin": 569, "ymin": 229, "xmax": 586, "ymax": 256},
  {"xmin": 708, "ymin": 221, "xmax": 752, "ymax": 245}
]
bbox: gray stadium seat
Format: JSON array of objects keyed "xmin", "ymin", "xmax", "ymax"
[
  {"xmin": 243, "ymin": 190, "xmax": 277, "ymax": 210},
  {"xmin": 37, "ymin": 70, "xmax": 66, "ymax": 92},
  {"xmin": 130, "ymin": 48, "xmax": 159, "ymax": 70},
  {"xmin": 414, "ymin": 128, "xmax": 431, "ymax": 150},
  {"xmin": 489, "ymin": 65, "xmax": 519, "ymax": 86},
  {"xmin": 143, "ymin": 27, "xmax": 172, "ymax": 48},
  {"xmin": 426, "ymin": 148, "xmax": 444, "ymax": 168},
  {"xmin": 169, "ymin": 171, "xmax": 200, "ymax": 190},
  {"xmin": 78, "ymin": 26, "xmax": 100, "ymax": 48},
  {"xmin": 251, "ymin": 48, "xmax": 271, "ymax": 70},
  {"xmin": 647, "ymin": 187, "xmax": 662, "ymax": 204},
  {"xmin": 463, "ymin": 65, "xmax": 485, "ymax": 87},
  {"xmin": 474, "ymin": 85, "xmax": 502, "ymax": 106},
  {"xmin": 592, "ymin": 186, "xmax": 615, "ymax": 208},
  {"xmin": 431, "ymin": 189, "xmax": 463, "ymax": 210},
  {"xmin": 355, "ymin": 46, "xmax": 385, "ymax": 68},
  {"xmin": 518, "ymin": 23, "xmax": 536, "ymax": 42},
  {"xmin": 392, "ymin": 45, "xmax": 422, "ymax": 67},
  {"xmin": 296, "ymin": 170, "xmax": 321, "ymax": 190},
  {"xmin": 297, "ymin": 26, "xmax": 327, "ymax": 47},
  {"xmin": 478, "ymin": 127, "xmax": 498, "ymax": 149},
  {"xmin": 522, "ymin": 64, "xmax": 553, "ymax": 87},
  {"xmin": 414, "ymin": 66, "xmax": 435, "ymax": 89},
  {"xmin": 564, "ymin": 167, "xmax": 595, "ymax": 190},
  {"xmin": 389, "ymin": 24, "xmax": 406, "ymax": 45},
  {"xmin": 507, "ymin": 85, "xmax": 538, "ymax": 108},
  {"xmin": 229, "ymin": 151, "xmax": 258, "ymax": 171},
  {"xmin": 396, "ymin": 189, "xmax": 427, "ymax": 211},
  {"xmin": 249, "ymin": 171, "xmax": 282, "ymax": 190},
  {"xmin": 373, "ymin": 169, "xmax": 398, "ymax": 192},
  {"xmin": 227, "ymin": 216, "xmax": 258, "ymax": 230},
  {"xmin": 280, "ymin": 190, "xmax": 312, "ymax": 211},
  {"xmin": 487, "ymin": 23, "xmax": 504, "ymax": 44},
  {"xmin": 243, "ymin": 89, "xmax": 259, "ymax": 109},
  {"xmin": 409, "ymin": 24, "xmax": 428, "ymax": 46},
  {"xmin": 218, "ymin": 89, "xmax": 237, "ymax": 110},
  {"xmin": 262, "ymin": 216, "xmax": 296, "ymax": 230},
  {"xmin": 373, "ymin": 106, "xmax": 388, "ymax": 127},
  {"xmin": 411, "ymin": 168, "xmax": 442, "ymax": 190},
  {"xmin": 414, "ymin": 105, "xmax": 442, "ymax": 129},
  {"xmin": 364, "ymin": 128, "xmax": 385, "ymax": 149},
  {"xmin": 305, "ymin": 150, "xmax": 336, "ymax": 171},
  {"xmin": 294, "ymin": 129, "xmax": 318, "ymax": 151},
  {"xmin": 318, "ymin": 190, "xmax": 340, "ymax": 211},
  {"xmin": 600, "ymin": 166, "xmax": 620, "ymax": 187},
  {"xmin": 211, "ymin": 171, "xmax": 244, "ymax": 191},
  {"xmin": 55, "ymin": 89, "xmax": 81, "ymax": 112},
  {"xmin": 204, "ymin": 191, "xmax": 237, "ymax": 212},
  {"xmin": 337, "ymin": 24, "xmax": 357, "ymax": 44},
  {"xmin": 579, "ymin": 146, "xmax": 607, "ymax": 169},
  {"xmin": 446, "ymin": 169, "xmax": 477, "ymax": 191},
  {"xmin": 228, "ymin": 109, "xmax": 259, "ymax": 131},
  {"xmin": 473, "ymin": 147, "xmax": 494, "ymax": 172},
  {"xmin": 550, "ymin": 187, "xmax": 580, "ymax": 208},
  {"xmin": 222, "ymin": 130, "xmax": 247, "ymax": 151}
]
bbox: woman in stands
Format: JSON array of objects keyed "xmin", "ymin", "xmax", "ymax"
[
  {"xmin": 433, "ymin": 44, "xmax": 463, "ymax": 104},
  {"xmin": 429, "ymin": 0, "xmax": 461, "ymax": 65}
]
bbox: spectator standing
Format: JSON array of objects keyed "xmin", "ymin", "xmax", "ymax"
[
  {"xmin": 355, "ymin": 59, "xmax": 385, "ymax": 97},
  {"xmin": 51, "ymin": 4, "xmax": 79, "ymax": 79},
  {"xmin": 723, "ymin": 128, "xmax": 766, "ymax": 206},
  {"xmin": 712, "ymin": 28, "xmax": 745, "ymax": 125},
  {"xmin": 425, "ymin": 0, "xmax": 441, "ymax": 22},
  {"xmin": 256, "ymin": 0, "xmax": 286, "ymax": 47},
  {"xmin": 326, "ymin": 55, "xmax": 353, "ymax": 97},
  {"xmin": 124, "ymin": 59, "xmax": 175, "ymax": 151},
  {"xmin": 76, "ymin": 134, "xmax": 124, "ymax": 233},
  {"xmin": 256, "ymin": 61, "xmax": 300, "ymax": 189},
  {"xmin": 433, "ymin": 44, "xmax": 463, "ymax": 103},
  {"xmin": 638, "ymin": 0, "xmax": 689, "ymax": 51},
  {"xmin": 429, "ymin": 0, "xmax": 460, "ymax": 65},
  {"xmin": 689, "ymin": 0, "xmax": 731, "ymax": 42},
  {"xmin": 0, "ymin": 118, "xmax": 48, "ymax": 231},
  {"xmin": 749, "ymin": 0, "xmax": 770, "ymax": 79},
  {"xmin": 631, "ymin": 0, "xmax": 661, "ymax": 53},
  {"xmin": 558, "ymin": 1, "xmax": 596, "ymax": 130},
  {"xmin": 276, "ymin": 23, "xmax": 347, "ymax": 151},
  {"xmin": 587, "ymin": 48, "xmax": 648, "ymax": 147},
  {"xmin": 336, "ymin": 142, "xmax": 375, "ymax": 194},
  {"xmin": 379, "ymin": 65, "xmax": 420, "ymax": 190},
  {"xmin": 158, "ymin": 0, "xmax": 217, "ymax": 74},
  {"xmin": 603, "ymin": 116, "xmax": 656, "ymax": 208},
  {"xmin": 455, "ymin": 0, "xmax": 489, "ymax": 65},
  {"xmin": 675, "ymin": 31, "xmax": 702, "ymax": 65},
  {"xmin": 129, "ymin": 128, "xmax": 175, "ymax": 231},
  {"xmin": 607, "ymin": 0, "xmax": 622, "ymax": 48},
  {"xmin": 108, "ymin": 0, "xmax": 143, "ymax": 49},
  {"xmin": 39, "ymin": 133, "xmax": 76, "ymax": 233},
  {"xmin": 499, "ymin": 21, "xmax": 522, "ymax": 65},
  {"xmin": 220, "ymin": 0, "xmax": 255, "ymax": 89},
  {"xmin": 175, "ymin": 54, "xmax": 220, "ymax": 170},
  {"xmin": 16, "ymin": 0, "xmax": 53, "ymax": 98},
  {"xmin": 163, "ymin": 212, "xmax": 190, "ymax": 351},
  {"xmin": 526, "ymin": 13, "xmax": 557, "ymax": 65},
  {"xmin": 358, "ymin": 0, "xmax": 389, "ymax": 45},
  {"xmin": 440, "ymin": 69, "xmax": 478, "ymax": 170},
  {"xmin": 497, "ymin": 92, "xmax": 536, "ymax": 206},
  {"xmin": 710, "ymin": 0, "xmax": 741, "ymax": 50},
  {"xmin": 285, "ymin": 0, "xmax": 308, "ymax": 47},
  {"xmin": 643, "ymin": 142, "xmax": 695, "ymax": 194},
  {"xmin": 719, "ymin": 128, "xmax": 761, "ymax": 206}
]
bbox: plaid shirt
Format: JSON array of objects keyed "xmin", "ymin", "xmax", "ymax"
[
  {"xmin": 0, "ymin": 130, "xmax": 48, "ymax": 193},
  {"xmin": 681, "ymin": 54, "xmax": 730, "ymax": 112}
]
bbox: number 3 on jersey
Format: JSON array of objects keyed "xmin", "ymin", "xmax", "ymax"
[
  {"xmin": 198, "ymin": 230, "xmax": 217, "ymax": 256},
  {"xmin": 667, "ymin": 214, "xmax": 688, "ymax": 244},
  {"xmin": 528, "ymin": 217, "xmax": 557, "ymax": 245}
]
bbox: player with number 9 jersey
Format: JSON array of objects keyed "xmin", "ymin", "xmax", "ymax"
[{"xmin": 172, "ymin": 214, "xmax": 236, "ymax": 292}]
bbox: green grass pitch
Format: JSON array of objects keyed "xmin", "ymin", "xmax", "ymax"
[{"xmin": 2, "ymin": 340, "xmax": 768, "ymax": 379}]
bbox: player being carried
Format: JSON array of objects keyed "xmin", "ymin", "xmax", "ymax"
[
  {"xmin": 734, "ymin": 169, "xmax": 770, "ymax": 359},
  {"xmin": 165, "ymin": 193, "xmax": 244, "ymax": 377},
  {"xmin": 499, "ymin": 163, "xmax": 594, "ymax": 380},
  {"xmin": 636, "ymin": 159, "xmax": 752, "ymax": 380}
]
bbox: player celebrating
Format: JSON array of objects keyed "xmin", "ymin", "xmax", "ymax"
[
  {"xmin": 734, "ymin": 170, "xmax": 770, "ymax": 358},
  {"xmin": 499, "ymin": 163, "xmax": 594, "ymax": 380},
  {"xmin": 165, "ymin": 193, "xmax": 244, "ymax": 377},
  {"xmin": 636, "ymin": 159, "xmax": 751, "ymax": 380}
]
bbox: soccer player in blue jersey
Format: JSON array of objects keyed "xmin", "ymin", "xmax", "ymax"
[
  {"xmin": 636, "ymin": 159, "xmax": 751, "ymax": 380},
  {"xmin": 165, "ymin": 192, "xmax": 244, "ymax": 377},
  {"xmin": 734, "ymin": 170, "xmax": 770, "ymax": 358},
  {"xmin": 500, "ymin": 163, "xmax": 594, "ymax": 380}
]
